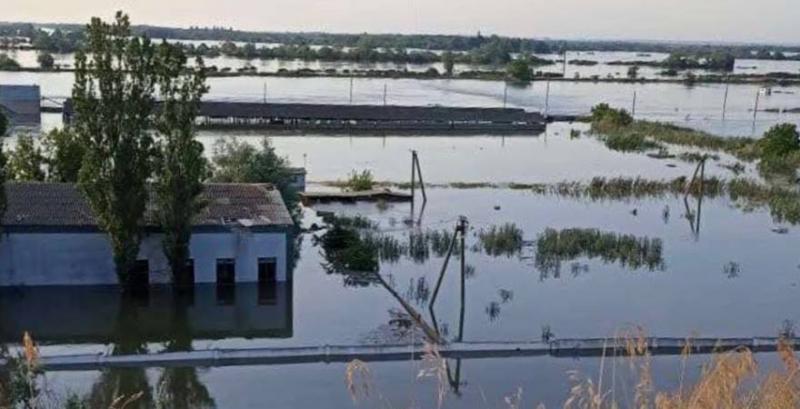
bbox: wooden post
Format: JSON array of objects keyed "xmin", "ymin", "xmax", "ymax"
[
  {"xmin": 263, "ymin": 82, "xmax": 267, "ymax": 104},
  {"xmin": 722, "ymin": 82, "xmax": 729, "ymax": 121},
  {"xmin": 383, "ymin": 83, "xmax": 387, "ymax": 106},
  {"xmin": 752, "ymin": 88, "xmax": 761, "ymax": 134},
  {"xmin": 429, "ymin": 225, "xmax": 460, "ymax": 309},
  {"xmin": 410, "ymin": 150, "xmax": 416, "ymax": 207},
  {"xmin": 457, "ymin": 216, "xmax": 467, "ymax": 343},
  {"xmin": 562, "ymin": 51, "xmax": 567, "ymax": 77},
  {"xmin": 631, "ymin": 90, "xmax": 637, "ymax": 118},
  {"xmin": 503, "ymin": 82, "xmax": 508, "ymax": 108},
  {"xmin": 349, "ymin": 77, "xmax": 354, "ymax": 104},
  {"xmin": 544, "ymin": 80, "xmax": 551, "ymax": 118},
  {"xmin": 414, "ymin": 151, "xmax": 427, "ymax": 204}
]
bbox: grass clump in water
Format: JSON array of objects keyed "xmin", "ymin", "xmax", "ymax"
[
  {"xmin": 477, "ymin": 223, "xmax": 524, "ymax": 257},
  {"xmin": 535, "ymin": 228, "xmax": 665, "ymax": 278},
  {"xmin": 604, "ymin": 132, "xmax": 663, "ymax": 152},
  {"xmin": 344, "ymin": 170, "xmax": 375, "ymax": 192}
]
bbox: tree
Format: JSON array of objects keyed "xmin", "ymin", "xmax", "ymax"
[
  {"xmin": 0, "ymin": 110, "xmax": 7, "ymax": 136},
  {"xmin": 0, "ymin": 54, "xmax": 21, "ymax": 70},
  {"xmin": 442, "ymin": 51, "xmax": 455, "ymax": 76},
  {"xmin": 627, "ymin": 65, "xmax": 640, "ymax": 79},
  {"xmin": 7, "ymin": 134, "xmax": 45, "ymax": 181},
  {"xmin": 37, "ymin": 52, "xmax": 55, "ymax": 69},
  {"xmin": 506, "ymin": 58, "xmax": 533, "ymax": 82},
  {"xmin": 152, "ymin": 42, "xmax": 209, "ymax": 287},
  {"xmin": 72, "ymin": 12, "xmax": 158, "ymax": 287},
  {"xmin": 0, "ymin": 143, "xmax": 6, "ymax": 236},
  {"xmin": 759, "ymin": 123, "xmax": 799, "ymax": 160},
  {"xmin": 42, "ymin": 128, "xmax": 86, "ymax": 182},
  {"xmin": 210, "ymin": 138, "xmax": 299, "ymax": 218}
]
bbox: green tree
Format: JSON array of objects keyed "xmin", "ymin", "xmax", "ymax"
[
  {"xmin": 42, "ymin": 128, "xmax": 86, "ymax": 182},
  {"xmin": 506, "ymin": 58, "xmax": 533, "ymax": 82},
  {"xmin": 37, "ymin": 52, "xmax": 55, "ymax": 69},
  {"xmin": 72, "ymin": 12, "xmax": 158, "ymax": 287},
  {"xmin": 152, "ymin": 42, "xmax": 209, "ymax": 287},
  {"xmin": 0, "ymin": 54, "xmax": 21, "ymax": 70},
  {"xmin": 0, "ymin": 143, "xmax": 6, "ymax": 235},
  {"xmin": 759, "ymin": 123, "xmax": 799, "ymax": 160},
  {"xmin": 442, "ymin": 51, "xmax": 455, "ymax": 76},
  {"xmin": 210, "ymin": 138, "xmax": 299, "ymax": 217},
  {"xmin": 0, "ymin": 110, "xmax": 7, "ymax": 136},
  {"xmin": 7, "ymin": 134, "xmax": 45, "ymax": 181},
  {"xmin": 627, "ymin": 65, "xmax": 640, "ymax": 79}
]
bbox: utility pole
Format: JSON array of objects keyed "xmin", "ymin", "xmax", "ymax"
[
  {"xmin": 631, "ymin": 90, "xmax": 637, "ymax": 118},
  {"xmin": 263, "ymin": 81, "xmax": 267, "ymax": 104},
  {"xmin": 502, "ymin": 82, "xmax": 508, "ymax": 108},
  {"xmin": 752, "ymin": 88, "xmax": 761, "ymax": 134},
  {"xmin": 457, "ymin": 216, "xmax": 467, "ymax": 343},
  {"xmin": 544, "ymin": 80, "xmax": 551, "ymax": 118},
  {"xmin": 349, "ymin": 76, "xmax": 354, "ymax": 104},
  {"xmin": 721, "ymin": 81, "xmax": 730, "ymax": 121},
  {"xmin": 562, "ymin": 51, "xmax": 567, "ymax": 77},
  {"xmin": 383, "ymin": 83, "xmax": 388, "ymax": 106}
]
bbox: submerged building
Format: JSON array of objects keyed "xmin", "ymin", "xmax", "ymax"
[
  {"xmin": 0, "ymin": 84, "xmax": 41, "ymax": 129},
  {"xmin": 0, "ymin": 183, "xmax": 295, "ymax": 287}
]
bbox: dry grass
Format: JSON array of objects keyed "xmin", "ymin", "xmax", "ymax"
[{"xmin": 344, "ymin": 334, "xmax": 800, "ymax": 409}]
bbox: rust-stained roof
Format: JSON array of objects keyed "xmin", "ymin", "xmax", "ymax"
[{"xmin": 2, "ymin": 182, "xmax": 293, "ymax": 230}]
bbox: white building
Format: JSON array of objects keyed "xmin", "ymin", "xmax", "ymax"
[{"xmin": 0, "ymin": 183, "xmax": 295, "ymax": 287}]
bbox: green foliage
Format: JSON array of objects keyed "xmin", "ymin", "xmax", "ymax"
[
  {"xmin": 72, "ymin": 12, "xmax": 159, "ymax": 286},
  {"xmin": 506, "ymin": 58, "xmax": 533, "ymax": 82},
  {"xmin": 320, "ymin": 216, "xmax": 380, "ymax": 285},
  {"xmin": 759, "ymin": 124, "xmax": 800, "ymax": 161},
  {"xmin": 478, "ymin": 223, "xmax": 524, "ymax": 257},
  {"xmin": 210, "ymin": 137, "xmax": 299, "ymax": 218},
  {"xmin": 0, "ymin": 53, "xmax": 21, "ymax": 70},
  {"xmin": 0, "ymin": 110, "xmax": 7, "ymax": 136},
  {"xmin": 0, "ymin": 143, "xmax": 6, "ymax": 235},
  {"xmin": 590, "ymin": 103, "xmax": 633, "ymax": 132},
  {"xmin": 442, "ymin": 51, "xmax": 455, "ymax": 76},
  {"xmin": 603, "ymin": 132, "xmax": 661, "ymax": 152},
  {"xmin": 42, "ymin": 128, "xmax": 85, "ymax": 182},
  {"xmin": 345, "ymin": 170, "xmax": 375, "ymax": 192},
  {"xmin": 37, "ymin": 52, "xmax": 55, "ymax": 69},
  {"xmin": 535, "ymin": 228, "xmax": 665, "ymax": 278},
  {"xmin": 626, "ymin": 65, "xmax": 640, "ymax": 79},
  {"xmin": 7, "ymin": 134, "xmax": 45, "ymax": 181},
  {"xmin": 152, "ymin": 41, "xmax": 210, "ymax": 286}
]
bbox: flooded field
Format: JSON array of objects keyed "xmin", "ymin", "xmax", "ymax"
[
  {"xmin": 6, "ymin": 71, "xmax": 800, "ymax": 137},
  {"xmin": 6, "ymin": 184, "xmax": 799, "ymax": 407}
]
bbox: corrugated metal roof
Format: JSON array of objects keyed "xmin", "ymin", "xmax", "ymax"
[{"xmin": 2, "ymin": 182, "xmax": 294, "ymax": 229}]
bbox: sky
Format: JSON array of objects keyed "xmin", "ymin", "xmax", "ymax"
[{"xmin": 3, "ymin": 0, "xmax": 799, "ymax": 44}]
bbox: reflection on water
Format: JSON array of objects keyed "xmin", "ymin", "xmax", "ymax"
[{"xmin": 0, "ymin": 283, "xmax": 293, "ymax": 345}]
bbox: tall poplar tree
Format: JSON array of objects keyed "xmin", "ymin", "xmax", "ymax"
[
  {"xmin": 72, "ymin": 12, "xmax": 158, "ymax": 287},
  {"xmin": 153, "ymin": 42, "xmax": 209, "ymax": 287}
]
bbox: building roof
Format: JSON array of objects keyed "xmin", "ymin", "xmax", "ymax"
[
  {"xmin": 0, "ymin": 85, "xmax": 41, "ymax": 126},
  {"xmin": 2, "ymin": 182, "xmax": 294, "ymax": 231},
  {"xmin": 63, "ymin": 100, "xmax": 544, "ymax": 124},
  {"xmin": 195, "ymin": 102, "xmax": 541, "ymax": 123}
]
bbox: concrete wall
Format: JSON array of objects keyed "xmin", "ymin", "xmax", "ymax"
[{"xmin": 0, "ymin": 229, "xmax": 289, "ymax": 286}]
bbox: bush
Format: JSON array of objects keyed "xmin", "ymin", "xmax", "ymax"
[
  {"xmin": 759, "ymin": 123, "xmax": 799, "ymax": 160},
  {"xmin": 604, "ymin": 132, "xmax": 660, "ymax": 152},
  {"xmin": 0, "ymin": 110, "xmax": 7, "ymax": 136},
  {"xmin": 345, "ymin": 170, "xmax": 374, "ymax": 192},
  {"xmin": 506, "ymin": 58, "xmax": 533, "ymax": 82},
  {"xmin": 590, "ymin": 103, "xmax": 634, "ymax": 132}
]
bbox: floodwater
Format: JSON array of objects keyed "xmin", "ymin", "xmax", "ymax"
[
  {"xmin": 4, "ymin": 70, "xmax": 799, "ymax": 137},
  {"xmin": 197, "ymin": 123, "xmax": 755, "ymax": 183},
  {"xmin": 5, "ymin": 187, "xmax": 799, "ymax": 407},
  {"xmin": 2, "ymin": 47, "xmax": 800, "ymax": 407}
]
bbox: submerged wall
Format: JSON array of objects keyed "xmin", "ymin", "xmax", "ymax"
[{"xmin": 0, "ymin": 229, "xmax": 289, "ymax": 286}]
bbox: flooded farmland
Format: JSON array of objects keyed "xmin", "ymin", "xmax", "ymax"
[{"xmin": 2, "ymin": 49, "xmax": 800, "ymax": 408}]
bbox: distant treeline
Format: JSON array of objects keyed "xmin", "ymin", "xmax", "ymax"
[{"xmin": 3, "ymin": 21, "xmax": 800, "ymax": 57}]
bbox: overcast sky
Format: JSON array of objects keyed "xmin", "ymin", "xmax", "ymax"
[{"xmin": 4, "ymin": 0, "xmax": 798, "ymax": 44}]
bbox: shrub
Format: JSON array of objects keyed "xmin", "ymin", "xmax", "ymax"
[
  {"xmin": 604, "ymin": 132, "xmax": 660, "ymax": 152},
  {"xmin": 759, "ymin": 123, "xmax": 799, "ymax": 160},
  {"xmin": 345, "ymin": 170, "xmax": 375, "ymax": 192},
  {"xmin": 590, "ymin": 103, "xmax": 633, "ymax": 132}
]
